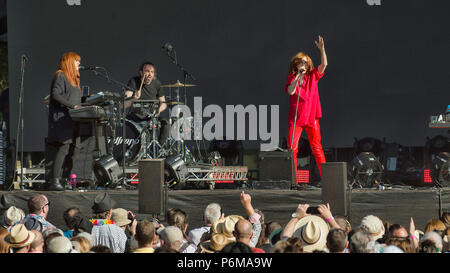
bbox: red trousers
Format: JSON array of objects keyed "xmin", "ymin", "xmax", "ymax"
[{"xmin": 288, "ymin": 120, "xmax": 326, "ymax": 176}]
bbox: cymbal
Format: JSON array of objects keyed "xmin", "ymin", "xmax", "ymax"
[{"xmin": 161, "ymin": 82, "xmax": 197, "ymax": 88}]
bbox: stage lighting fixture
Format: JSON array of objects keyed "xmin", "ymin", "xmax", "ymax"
[
  {"xmin": 353, "ymin": 137, "xmax": 384, "ymax": 156},
  {"xmin": 431, "ymin": 152, "xmax": 450, "ymax": 187},
  {"xmin": 93, "ymin": 155, "xmax": 123, "ymax": 188},
  {"xmin": 350, "ymin": 152, "xmax": 384, "ymax": 188},
  {"xmin": 164, "ymin": 155, "xmax": 188, "ymax": 186}
]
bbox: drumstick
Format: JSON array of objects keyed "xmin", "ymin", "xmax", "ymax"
[{"xmin": 137, "ymin": 73, "xmax": 147, "ymax": 94}]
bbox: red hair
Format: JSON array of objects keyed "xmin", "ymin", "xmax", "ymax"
[
  {"xmin": 55, "ymin": 52, "xmax": 81, "ymax": 88},
  {"xmin": 289, "ymin": 52, "xmax": 314, "ymax": 75}
]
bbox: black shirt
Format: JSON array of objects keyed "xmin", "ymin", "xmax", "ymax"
[{"xmin": 127, "ymin": 76, "xmax": 164, "ymax": 100}]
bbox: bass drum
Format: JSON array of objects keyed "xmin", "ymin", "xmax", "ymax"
[{"xmin": 107, "ymin": 119, "xmax": 147, "ymax": 166}]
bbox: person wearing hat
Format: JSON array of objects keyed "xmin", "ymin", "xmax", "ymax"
[
  {"xmin": 5, "ymin": 224, "xmax": 36, "ymax": 253},
  {"xmin": 281, "ymin": 203, "xmax": 340, "ymax": 253},
  {"xmin": 1, "ymin": 206, "xmax": 25, "ymax": 230},
  {"xmin": 200, "ymin": 233, "xmax": 234, "ymax": 253},
  {"xmin": 46, "ymin": 235, "xmax": 79, "ymax": 253},
  {"xmin": 111, "ymin": 208, "xmax": 138, "ymax": 253},
  {"xmin": 158, "ymin": 226, "xmax": 184, "ymax": 252},
  {"xmin": 90, "ymin": 192, "xmax": 127, "ymax": 253}
]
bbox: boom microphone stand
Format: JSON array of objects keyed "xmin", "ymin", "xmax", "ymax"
[
  {"xmin": 12, "ymin": 55, "xmax": 28, "ymax": 190},
  {"xmin": 290, "ymin": 71, "xmax": 305, "ymax": 174},
  {"xmin": 162, "ymin": 43, "xmax": 197, "ymax": 160}
]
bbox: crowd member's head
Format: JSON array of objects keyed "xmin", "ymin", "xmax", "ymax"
[
  {"xmin": 233, "ymin": 219, "xmax": 253, "ymax": 246},
  {"xmin": 359, "ymin": 215, "xmax": 385, "ymax": 241},
  {"xmin": 29, "ymin": 230, "xmax": 44, "ymax": 253},
  {"xmin": 63, "ymin": 207, "xmax": 83, "ymax": 234},
  {"xmin": 326, "ymin": 228, "xmax": 348, "ymax": 253},
  {"xmin": 349, "ymin": 230, "xmax": 374, "ymax": 253},
  {"xmin": 203, "ymin": 203, "xmax": 221, "ymax": 226},
  {"xmin": 91, "ymin": 192, "xmax": 115, "ymax": 219},
  {"xmin": 46, "ymin": 236, "xmax": 78, "ymax": 253},
  {"xmin": 334, "ymin": 216, "xmax": 351, "ymax": 234},
  {"xmin": 70, "ymin": 235, "xmax": 92, "ymax": 253},
  {"xmin": 1, "ymin": 206, "xmax": 25, "ymax": 229},
  {"xmin": 385, "ymin": 237, "xmax": 416, "ymax": 253},
  {"xmin": 220, "ymin": 242, "xmax": 252, "ymax": 253},
  {"xmin": 89, "ymin": 245, "xmax": 112, "ymax": 253},
  {"xmin": 111, "ymin": 208, "xmax": 132, "ymax": 230},
  {"xmin": 28, "ymin": 194, "xmax": 50, "ymax": 219},
  {"xmin": 159, "ymin": 226, "xmax": 184, "ymax": 252},
  {"xmin": 135, "ymin": 220, "xmax": 155, "ymax": 249},
  {"xmin": 166, "ymin": 208, "xmax": 190, "ymax": 242},
  {"xmin": 5, "ymin": 224, "xmax": 36, "ymax": 253},
  {"xmin": 272, "ymin": 237, "xmax": 303, "ymax": 253},
  {"xmin": 388, "ymin": 224, "xmax": 409, "ymax": 239},
  {"xmin": 292, "ymin": 215, "xmax": 329, "ymax": 253},
  {"xmin": 419, "ymin": 231, "xmax": 443, "ymax": 253},
  {"xmin": 424, "ymin": 219, "xmax": 446, "ymax": 238}
]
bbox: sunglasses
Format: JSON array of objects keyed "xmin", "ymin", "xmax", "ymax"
[{"xmin": 42, "ymin": 201, "xmax": 51, "ymax": 210}]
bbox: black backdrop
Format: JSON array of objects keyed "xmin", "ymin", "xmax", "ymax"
[{"xmin": 7, "ymin": 0, "xmax": 450, "ymax": 152}]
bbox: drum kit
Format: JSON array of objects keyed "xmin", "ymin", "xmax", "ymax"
[{"xmin": 110, "ymin": 81, "xmax": 199, "ymax": 167}]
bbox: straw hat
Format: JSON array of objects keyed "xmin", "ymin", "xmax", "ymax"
[
  {"xmin": 4, "ymin": 224, "xmax": 36, "ymax": 248},
  {"xmin": 360, "ymin": 215, "xmax": 385, "ymax": 241},
  {"xmin": 111, "ymin": 208, "xmax": 131, "ymax": 227},
  {"xmin": 292, "ymin": 215, "xmax": 330, "ymax": 253},
  {"xmin": 212, "ymin": 215, "xmax": 244, "ymax": 238},
  {"xmin": 1, "ymin": 206, "xmax": 25, "ymax": 228},
  {"xmin": 200, "ymin": 233, "xmax": 235, "ymax": 253}
]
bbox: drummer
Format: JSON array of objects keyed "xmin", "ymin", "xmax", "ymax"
[{"xmin": 125, "ymin": 61, "xmax": 169, "ymax": 144}]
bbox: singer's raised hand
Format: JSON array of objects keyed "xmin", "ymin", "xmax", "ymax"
[
  {"xmin": 315, "ymin": 35, "xmax": 328, "ymax": 74},
  {"xmin": 315, "ymin": 35, "xmax": 325, "ymax": 51}
]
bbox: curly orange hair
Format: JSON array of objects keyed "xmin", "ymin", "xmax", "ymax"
[
  {"xmin": 289, "ymin": 52, "xmax": 314, "ymax": 75},
  {"xmin": 55, "ymin": 52, "xmax": 81, "ymax": 88}
]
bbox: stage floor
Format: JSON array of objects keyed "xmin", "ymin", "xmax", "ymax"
[{"xmin": 1, "ymin": 185, "xmax": 449, "ymax": 233}]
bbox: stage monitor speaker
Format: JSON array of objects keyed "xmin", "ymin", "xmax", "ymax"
[
  {"xmin": 321, "ymin": 162, "xmax": 350, "ymax": 218},
  {"xmin": 138, "ymin": 159, "xmax": 166, "ymax": 216},
  {"xmin": 258, "ymin": 150, "xmax": 296, "ymax": 186}
]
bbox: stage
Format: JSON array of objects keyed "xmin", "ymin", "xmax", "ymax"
[{"xmin": 1, "ymin": 185, "xmax": 449, "ymax": 233}]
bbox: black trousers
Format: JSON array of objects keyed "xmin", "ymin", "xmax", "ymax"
[{"xmin": 45, "ymin": 137, "xmax": 80, "ymax": 181}]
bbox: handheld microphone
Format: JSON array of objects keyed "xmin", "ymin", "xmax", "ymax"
[{"xmin": 79, "ymin": 65, "xmax": 101, "ymax": 71}]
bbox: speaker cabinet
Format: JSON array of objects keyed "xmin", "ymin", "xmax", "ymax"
[
  {"xmin": 138, "ymin": 159, "xmax": 166, "ymax": 215},
  {"xmin": 258, "ymin": 150, "xmax": 296, "ymax": 186},
  {"xmin": 321, "ymin": 162, "xmax": 350, "ymax": 218}
]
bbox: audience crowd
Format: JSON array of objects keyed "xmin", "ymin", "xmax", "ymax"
[{"xmin": 0, "ymin": 191, "xmax": 448, "ymax": 254}]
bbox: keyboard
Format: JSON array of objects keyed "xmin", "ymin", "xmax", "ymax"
[{"xmin": 69, "ymin": 106, "xmax": 108, "ymax": 121}]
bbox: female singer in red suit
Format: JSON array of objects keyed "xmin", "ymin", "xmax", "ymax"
[{"xmin": 285, "ymin": 35, "xmax": 328, "ymax": 176}]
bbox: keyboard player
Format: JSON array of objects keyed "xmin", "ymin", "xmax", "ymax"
[{"xmin": 45, "ymin": 52, "xmax": 83, "ymax": 191}]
